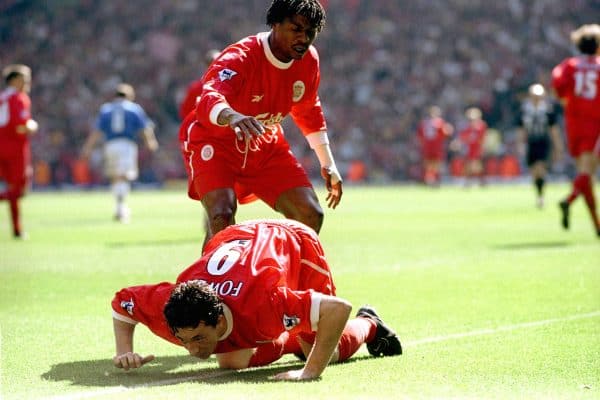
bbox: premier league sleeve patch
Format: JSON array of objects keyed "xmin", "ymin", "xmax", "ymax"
[
  {"xmin": 120, "ymin": 298, "xmax": 135, "ymax": 316},
  {"xmin": 283, "ymin": 314, "xmax": 301, "ymax": 330},
  {"xmin": 218, "ymin": 68, "xmax": 238, "ymax": 82}
]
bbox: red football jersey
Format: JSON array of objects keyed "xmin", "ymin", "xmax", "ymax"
[
  {"xmin": 417, "ymin": 117, "xmax": 451, "ymax": 160},
  {"xmin": 458, "ymin": 120, "xmax": 487, "ymax": 159},
  {"xmin": 179, "ymin": 78, "xmax": 203, "ymax": 121},
  {"xmin": 0, "ymin": 87, "xmax": 31, "ymax": 146},
  {"xmin": 180, "ymin": 32, "xmax": 327, "ymax": 149},
  {"xmin": 552, "ymin": 55, "xmax": 600, "ymax": 120},
  {"xmin": 112, "ymin": 220, "xmax": 336, "ymax": 354}
]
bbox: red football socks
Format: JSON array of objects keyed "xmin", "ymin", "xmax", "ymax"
[
  {"xmin": 566, "ymin": 174, "xmax": 586, "ymax": 203},
  {"xmin": 578, "ymin": 174, "xmax": 599, "ymax": 227},
  {"xmin": 336, "ymin": 317, "xmax": 376, "ymax": 361},
  {"xmin": 9, "ymin": 197, "xmax": 21, "ymax": 236},
  {"xmin": 249, "ymin": 317, "xmax": 377, "ymax": 366},
  {"xmin": 567, "ymin": 174, "xmax": 599, "ymax": 230}
]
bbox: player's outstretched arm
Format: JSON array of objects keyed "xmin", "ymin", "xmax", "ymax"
[
  {"xmin": 142, "ymin": 125, "xmax": 159, "ymax": 152},
  {"xmin": 112, "ymin": 318, "xmax": 155, "ymax": 370},
  {"xmin": 306, "ymin": 132, "xmax": 343, "ymax": 209},
  {"xmin": 272, "ymin": 295, "xmax": 351, "ymax": 381},
  {"xmin": 80, "ymin": 130, "xmax": 102, "ymax": 160},
  {"xmin": 549, "ymin": 125, "xmax": 564, "ymax": 162},
  {"xmin": 15, "ymin": 119, "xmax": 38, "ymax": 135}
]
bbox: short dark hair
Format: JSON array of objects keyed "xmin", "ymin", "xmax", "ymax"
[
  {"xmin": 266, "ymin": 0, "xmax": 326, "ymax": 33},
  {"xmin": 164, "ymin": 280, "xmax": 223, "ymax": 331},
  {"xmin": 115, "ymin": 83, "xmax": 135, "ymax": 100},
  {"xmin": 3, "ymin": 64, "xmax": 31, "ymax": 85},
  {"xmin": 571, "ymin": 24, "xmax": 600, "ymax": 55}
]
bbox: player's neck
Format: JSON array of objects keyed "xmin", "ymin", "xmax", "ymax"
[{"xmin": 267, "ymin": 32, "xmax": 291, "ymax": 63}]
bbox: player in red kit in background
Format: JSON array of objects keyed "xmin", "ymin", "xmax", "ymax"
[
  {"xmin": 111, "ymin": 219, "xmax": 402, "ymax": 381},
  {"xmin": 453, "ymin": 107, "xmax": 488, "ymax": 187},
  {"xmin": 416, "ymin": 105, "xmax": 454, "ymax": 187},
  {"xmin": 0, "ymin": 64, "xmax": 38, "ymax": 239},
  {"xmin": 178, "ymin": 49, "xmax": 221, "ymax": 121},
  {"xmin": 179, "ymin": 0, "xmax": 342, "ymax": 247},
  {"xmin": 552, "ymin": 24, "xmax": 600, "ymax": 237}
]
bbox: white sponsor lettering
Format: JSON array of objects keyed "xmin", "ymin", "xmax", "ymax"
[{"xmin": 207, "ymin": 280, "xmax": 243, "ymax": 297}]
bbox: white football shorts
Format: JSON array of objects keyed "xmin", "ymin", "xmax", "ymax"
[{"xmin": 103, "ymin": 138, "xmax": 139, "ymax": 181}]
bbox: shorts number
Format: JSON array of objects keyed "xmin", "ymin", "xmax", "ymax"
[{"xmin": 206, "ymin": 239, "xmax": 250, "ymax": 276}]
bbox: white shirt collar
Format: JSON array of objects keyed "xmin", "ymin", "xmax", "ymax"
[{"xmin": 218, "ymin": 304, "xmax": 234, "ymax": 341}]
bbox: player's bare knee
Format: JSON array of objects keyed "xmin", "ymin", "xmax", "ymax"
[{"xmin": 293, "ymin": 206, "xmax": 323, "ymax": 233}]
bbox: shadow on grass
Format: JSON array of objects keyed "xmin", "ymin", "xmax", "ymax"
[
  {"xmin": 42, "ymin": 354, "xmax": 371, "ymax": 387},
  {"xmin": 492, "ymin": 241, "xmax": 570, "ymax": 250}
]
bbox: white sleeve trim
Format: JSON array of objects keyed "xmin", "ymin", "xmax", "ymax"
[
  {"xmin": 209, "ymin": 102, "xmax": 231, "ymax": 126},
  {"xmin": 310, "ymin": 292, "xmax": 323, "ymax": 331},
  {"xmin": 305, "ymin": 131, "xmax": 329, "ymax": 148},
  {"xmin": 112, "ymin": 310, "xmax": 138, "ymax": 325}
]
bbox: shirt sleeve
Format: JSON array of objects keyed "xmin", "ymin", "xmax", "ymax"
[
  {"xmin": 131, "ymin": 103, "xmax": 152, "ymax": 133},
  {"xmin": 551, "ymin": 60, "xmax": 572, "ymax": 99},
  {"xmin": 111, "ymin": 282, "xmax": 181, "ymax": 346},
  {"xmin": 265, "ymin": 287, "xmax": 322, "ymax": 335},
  {"xmin": 11, "ymin": 93, "xmax": 31, "ymax": 127},
  {"xmin": 194, "ymin": 46, "xmax": 247, "ymax": 127},
  {"xmin": 290, "ymin": 49, "xmax": 327, "ymax": 136},
  {"xmin": 95, "ymin": 104, "xmax": 108, "ymax": 133}
]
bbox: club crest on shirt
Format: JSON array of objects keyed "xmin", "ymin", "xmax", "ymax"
[
  {"xmin": 201, "ymin": 144, "xmax": 214, "ymax": 161},
  {"xmin": 292, "ymin": 81, "xmax": 305, "ymax": 102},
  {"xmin": 218, "ymin": 68, "xmax": 237, "ymax": 81},
  {"xmin": 120, "ymin": 299, "xmax": 135, "ymax": 316},
  {"xmin": 283, "ymin": 314, "xmax": 300, "ymax": 330}
]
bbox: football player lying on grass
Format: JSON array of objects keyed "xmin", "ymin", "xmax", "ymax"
[{"xmin": 111, "ymin": 220, "xmax": 401, "ymax": 381}]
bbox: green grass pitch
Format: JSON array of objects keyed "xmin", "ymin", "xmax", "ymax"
[{"xmin": 1, "ymin": 183, "xmax": 599, "ymax": 399}]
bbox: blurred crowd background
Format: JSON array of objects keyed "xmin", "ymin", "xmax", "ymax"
[{"xmin": 1, "ymin": 0, "xmax": 597, "ymax": 188}]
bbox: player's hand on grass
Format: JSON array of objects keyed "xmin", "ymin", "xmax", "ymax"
[
  {"xmin": 271, "ymin": 368, "xmax": 320, "ymax": 381},
  {"xmin": 321, "ymin": 167, "xmax": 343, "ymax": 209},
  {"xmin": 113, "ymin": 352, "xmax": 155, "ymax": 371}
]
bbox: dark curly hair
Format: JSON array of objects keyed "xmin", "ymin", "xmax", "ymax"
[
  {"xmin": 163, "ymin": 280, "xmax": 223, "ymax": 331},
  {"xmin": 266, "ymin": 0, "xmax": 326, "ymax": 33}
]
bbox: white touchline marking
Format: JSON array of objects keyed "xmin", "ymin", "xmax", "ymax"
[
  {"xmin": 405, "ymin": 310, "xmax": 600, "ymax": 347},
  {"xmin": 41, "ymin": 311, "xmax": 600, "ymax": 400}
]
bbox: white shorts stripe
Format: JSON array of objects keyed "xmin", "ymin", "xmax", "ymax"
[{"xmin": 300, "ymin": 259, "xmax": 329, "ymax": 277}]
